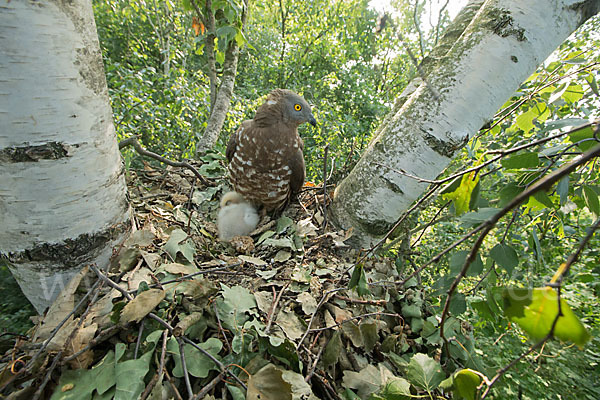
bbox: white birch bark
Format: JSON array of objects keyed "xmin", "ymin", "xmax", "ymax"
[
  {"xmin": 0, "ymin": 0, "xmax": 131, "ymax": 313},
  {"xmin": 331, "ymin": 0, "xmax": 600, "ymax": 247}
]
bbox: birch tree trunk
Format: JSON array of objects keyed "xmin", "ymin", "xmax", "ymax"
[
  {"xmin": 330, "ymin": 0, "xmax": 600, "ymax": 247},
  {"xmin": 0, "ymin": 0, "xmax": 131, "ymax": 313}
]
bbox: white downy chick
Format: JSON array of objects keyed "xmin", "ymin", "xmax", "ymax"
[{"xmin": 217, "ymin": 191, "xmax": 260, "ymax": 241}]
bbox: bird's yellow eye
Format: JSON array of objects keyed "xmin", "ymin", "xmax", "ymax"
[{"xmin": 294, "ymin": 104, "xmax": 302, "ymax": 111}]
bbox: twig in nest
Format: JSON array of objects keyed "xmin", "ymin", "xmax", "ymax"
[
  {"xmin": 62, "ymin": 325, "xmax": 120, "ymax": 364},
  {"xmin": 296, "ymin": 288, "xmax": 344, "ymax": 350},
  {"xmin": 31, "ymin": 350, "xmax": 63, "ymax": 400},
  {"xmin": 26, "ymin": 276, "xmax": 101, "ymax": 372},
  {"xmin": 333, "ymin": 294, "xmax": 387, "ymax": 306},
  {"xmin": 134, "ymin": 320, "xmax": 145, "ymax": 359},
  {"xmin": 178, "ymin": 337, "xmax": 193, "ymax": 399},
  {"xmin": 213, "ymin": 301, "xmax": 231, "ymax": 352},
  {"xmin": 119, "ymin": 136, "xmax": 211, "ymax": 186},
  {"xmin": 265, "ymin": 281, "xmax": 291, "ymax": 333},
  {"xmin": 192, "ymin": 372, "xmax": 225, "ymax": 400},
  {"xmin": 304, "ymin": 342, "xmax": 325, "ymax": 383},
  {"xmin": 141, "ymin": 330, "xmax": 170, "ymax": 400}
]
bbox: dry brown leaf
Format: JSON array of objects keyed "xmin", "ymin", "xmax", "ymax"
[
  {"xmin": 33, "ymin": 266, "xmax": 89, "ymax": 344},
  {"xmin": 66, "ymin": 322, "xmax": 98, "ymax": 368},
  {"xmin": 120, "ymin": 289, "xmax": 166, "ymax": 325}
]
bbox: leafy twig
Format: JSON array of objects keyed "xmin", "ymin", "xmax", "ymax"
[{"xmin": 439, "ymin": 142, "xmax": 600, "ymax": 357}]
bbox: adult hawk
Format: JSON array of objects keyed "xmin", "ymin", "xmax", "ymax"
[{"xmin": 226, "ymin": 89, "xmax": 316, "ymax": 211}]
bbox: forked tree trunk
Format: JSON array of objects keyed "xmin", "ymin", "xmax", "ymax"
[
  {"xmin": 331, "ymin": 0, "xmax": 600, "ymax": 247},
  {"xmin": 0, "ymin": 0, "xmax": 131, "ymax": 313}
]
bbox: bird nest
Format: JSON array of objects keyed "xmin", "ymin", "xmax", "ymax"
[{"xmin": 1, "ymin": 157, "xmax": 473, "ymax": 400}]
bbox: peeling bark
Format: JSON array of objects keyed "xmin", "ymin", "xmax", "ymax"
[
  {"xmin": 330, "ymin": 0, "xmax": 600, "ymax": 247},
  {"xmin": 0, "ymin": 0, "xmax": 131, "ymax": 312}
]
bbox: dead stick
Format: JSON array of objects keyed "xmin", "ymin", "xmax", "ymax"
[
  {"xmin": 192, "ymin": 372, "xmax": 224, "ymax": 400},
  {"xmin": 119, "ymin": 136, "xmax": 211, "ymax": 186},
  {"xmin": 265, "ymin": 281, "xmax": 290, "ymax": 334},
  {"xmin": 31, "ymin": 350, "xmax": 63, "ymax": 400},
  {"xmin": 178, "ymin": 337, "xmax": 193, "ymax": 399}
]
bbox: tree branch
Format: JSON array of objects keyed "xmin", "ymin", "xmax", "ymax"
[{"xmin": 119, "ymin": 136, "xmax": 210, "ymax": 186}]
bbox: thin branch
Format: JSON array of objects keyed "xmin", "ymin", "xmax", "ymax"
[
  {"xmin": 192, "ymin": 372, "xmax": 225, "ymax": 400},
  {"xmin": 26, "ymin": 275, "xmax": 101, "ymax": 372},
  {"xmin": 296, "ymin": 288, "xmax": 343, "ymax": 350},
  {"xmin": 126, "ymin": 262, "xmax": 242, "ymax": 294},
  {"xmin": 412, "ymin": 0, "xmax": 425, "ymax": 58},
  {"xmin": 439, "ymin": 142, "xmax": 600, "ymax": 357},
  {"xmin": 265, "ymin": 281, "xmax": 290, "ymax": 333},
  {"xmin": 308, "ymin": 312, "xmax": 401, "ymax": 333},
  {"xmin": 178, "ymin": 337, "xmax": 193, "ymax": 399},
  {"xmin": 119, "ymin": 136, "xmax": 210, "ymax": 186},
  {"xmin": 31, "ymin": 350, "xmax": 63, "ymax": 400}
]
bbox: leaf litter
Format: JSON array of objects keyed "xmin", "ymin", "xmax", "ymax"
[{"xmin": 0, "ymin": 159, "xmax": 481, "ymax": 400}]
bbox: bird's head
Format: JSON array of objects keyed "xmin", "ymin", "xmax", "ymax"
[
  {"xmin": 256, "ymin": 89, "xmax": 317, "ymax": 127},
  {"xmin": 220, "ymin": 191, "xmax": 245, "ymax": 208}
]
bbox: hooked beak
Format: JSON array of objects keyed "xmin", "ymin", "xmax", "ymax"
[{"xmin": 308, "ymin": 116, "xmax": 317, "ymax": 127}]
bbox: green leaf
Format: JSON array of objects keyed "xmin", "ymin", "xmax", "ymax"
[
  {"xmin": 50, "ymin": 368, "xmax": 96, "ymax": 400},
  {"xmin": 453, "ymin": 369, "xmax": 482, "ymax": 400},
  {"xmin": 530, "ymin": 227, "xmax": 544, "ymax": 265},
  {"xmin": 489, "ymin": 244, "xmax": 519, "ymax": 274},
  {"xmin": 449, "ymin": 250, "xmax": 484, "ymax": 276},
  {"xmin": 440, "ymin": 175, "xmax": 462, "ymax": 194},
  {"xmin": 582, "ymin": 185, "xmax": 600, "ymax": 216},
  {"xmin": 441, "ymin": 172, "xmax": 480, "ymax": 215},
  {"xmin": 276, "ymin": 216, "xmax": 294, "ymax": 233},
  {"xmin": 379, "ymin": 378, "xmax": 411, "ymax": 400},
  {"xmin": 459, "ymin": 208, "xmax": 500, "ymax": 227},
  {"xmin": 168, "ymin": 337, "xmax": 222, "ymax": 378},
  {"xmin": 503, "ymin": 287, "xmax": 591, "ymax": 346},
  {"xmin": 501, "ymin": 152, "xmax": 540, "ymax": 169},
  {"xmin": 562, "ymin": 83, "xmax": 584, "ymax": 103},
  {"xmin": 585, "ymin": 73, "xmax": 599, "ymax": 96},
  {"xmin": 567, "ymin": 125, "xmax": 597, "ymax": 151},
  {"xmin": 115, "ymin": 346, "xmax": 154, "ymax": 400},
  {"xmin": 556, "ymin": 176, "xmax": 569, "ymax": 205},
  {"xmin": 545, "ymin": 118, "xmax": 587, "ymax": 130},
  {"xmin": 533, "ymin": 191, "xmax": 555, "ymax": 209},
  {"xmin": 360, "ymin": 322, "xmax": 378, "ymax": 352},
  {"xmin": 449, "ymin": 293, "xmax": 467, "ymax": 316},
  {"xmin": 163, "ymin": 229, "xmax": 195, "ymax": 264},
  {"xmin": 406, "ymin": 353, "xmax": 445, "ymax": 392},
  {"xmin": 323, "ymin": 330, "xmax": 342, "ymax": 368},
  {"xmin": 472, "ymin": 300, "xmax": 494, "ymax": 321},
  {"xmin": 349, "ymin": 264, "xmax": 370, "ymax": 296},
  {"xmin": 216, "ymin": 284, "xmax": 257, "ymax": 331},
  {"xmin": 216, "ymin": 25, "xmax": 237, "ymax": 40},
  {"xmin": 401, "ymin": 304, "xmax": 421, "ymax": 318},
  {"xmin": 499, "ymin": 183, "xmax": 523, "ymax": 207},
  {"xmin": 515, "ymin": 108, "xmax": 536, "ymax": 133},
  {"xmin": 343, "ymin": 389, "xmax": 361, "ymax": 400}
]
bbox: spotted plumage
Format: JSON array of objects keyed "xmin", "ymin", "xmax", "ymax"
[{"xmin": 226, "ymin": 89, "xmax": 316, "ymax": 211}]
